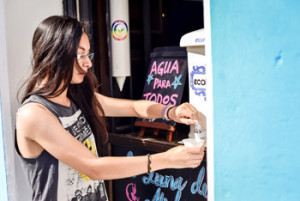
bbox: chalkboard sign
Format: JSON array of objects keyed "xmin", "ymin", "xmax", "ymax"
[
  {"xmin": 137, "ymin": 46, "xmax": 188, "ymax": 126},
  {"xmin": 112, "ymin": 145, "xmax": 207, "ymax": 201}
]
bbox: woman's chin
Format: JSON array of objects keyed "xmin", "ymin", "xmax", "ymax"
[
  {"xmin": 71, "ymin": 74, "xmax": 86, "ymax": 84},
  {"xmin": 70, "ymin": 78, "xmax": 84, "ymax": 84}
]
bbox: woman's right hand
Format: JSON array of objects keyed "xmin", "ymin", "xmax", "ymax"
[{"xmin": 163, "ymin": 145, "xmax": 205, "ymax": 169}]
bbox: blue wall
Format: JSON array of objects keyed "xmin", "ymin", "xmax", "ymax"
[
  {"xmin": 210, "ymin": 0, "xmax": 300, "ymax": 200},
  {"xmin": 0, "ymin": 93, "xmax": 9, "ymax": 201}
]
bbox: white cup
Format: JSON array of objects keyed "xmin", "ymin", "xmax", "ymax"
[{"xmin": 182, "ymin": 138, "xmax": 204, "ymax": 147}]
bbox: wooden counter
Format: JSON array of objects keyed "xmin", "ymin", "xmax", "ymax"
[{"xmin": 108, "ymin": 133, "xmax": 178, "ymax": 152}]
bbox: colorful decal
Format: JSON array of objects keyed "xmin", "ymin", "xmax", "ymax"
[
  {"xmin": 190, "ymin": 65, "xmax": 207, "ymax": 101},
  {"xmin": 111, "ymin": 20, "xmax": 128, "ymax": 41}
]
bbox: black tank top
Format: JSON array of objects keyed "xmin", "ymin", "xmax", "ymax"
[{"xmin": 15, "ymin": 95, "xmax": 108, "ymax": 201}]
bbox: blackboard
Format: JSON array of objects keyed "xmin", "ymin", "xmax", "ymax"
[
  {"xmin": 112, "ymin": 145, "xmax": 207, "ymax": 201},
  {"xmin": 137, "ymin": 46, "xmax": 188, "ymax": 126}
]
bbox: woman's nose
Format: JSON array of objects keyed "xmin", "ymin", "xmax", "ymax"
[{"xmin": 83, "ymin": 57, "xmax": 93, "ymax": 68}]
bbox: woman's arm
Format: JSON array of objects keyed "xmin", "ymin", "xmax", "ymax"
[
  {"xmin": 16, "ymin": 103, "xmax": 205, "ymax": 180},
  {"xmin": 96, "ymin": 93, "xmax": 201, "ymax": 125},
  {"xmin": 95, "ymin": 93, "xmax": 163, "ymax": 118}
]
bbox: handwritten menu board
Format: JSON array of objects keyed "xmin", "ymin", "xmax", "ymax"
[
  {"xmin": 137, "ymin": 47, "xmax": 188, "ymax": 126},
  {"xmin": 112, "ymin": 145, "xmax": 207, "ymax": 201}
]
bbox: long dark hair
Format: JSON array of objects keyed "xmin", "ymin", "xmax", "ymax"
[{"xmin": 21, "ymin": 15, "xmax": 108, "ymax": 151}]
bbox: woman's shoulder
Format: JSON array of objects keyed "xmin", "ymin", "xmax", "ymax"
[
  {"xmin": 16, "ymin": 100, "xmax": 65, "ymax": 159},
  {"xmin": 17, "ymin": 102, "xmax": 59, "ymax": 132},
  {"xmin": 18, "ymin": 101, "xmax": 50, "ymax": 117}
]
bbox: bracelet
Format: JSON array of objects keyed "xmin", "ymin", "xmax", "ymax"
[
  {"xmin": 161, "ymin": 105, "xmax": 174, "ymax": 120},
  {"xmin": 166, "ymin": 106, "xmax": 175, "ymax": 120},
  {"xmin": 147, "ymin": 154, "xmax": 152, "ymax": 175}
]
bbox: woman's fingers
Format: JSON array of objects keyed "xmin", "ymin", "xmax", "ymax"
[
  {"xmin": 185, "ymin": 145, "xmax": 205, "ymax": 154},
  {"xmin": 167, "ymin": 145, "xmax": 205, "ymax": 168},
  {"xmin": 171, "ymin": 103, "xmax": 201, "ymax": 125},
  {"xmin": 178, "ymin": 118, "xmax": 194, "ymax": 125}
]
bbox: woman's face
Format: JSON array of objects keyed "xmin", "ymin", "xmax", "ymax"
[{"xmin": 71, "ymin": 33, "xmax": 93, "ymax": 84}]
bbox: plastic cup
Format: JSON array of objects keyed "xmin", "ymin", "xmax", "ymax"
[{"xmin": 182, "ymin": 138, "xmax": 204, "ymax": 147}]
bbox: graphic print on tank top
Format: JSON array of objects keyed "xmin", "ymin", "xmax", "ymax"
[{"xmin": 57, "ymin": 109, "xmax": 108, "ymax": 201}]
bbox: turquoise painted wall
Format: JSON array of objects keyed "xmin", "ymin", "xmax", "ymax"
[
  {"xmin": 0, "ymin": 93, "xmax": 9, "ymax": 201},
  {"xmin": 210, "ymin": 0, "xmax": 300, "ymax": 200}
]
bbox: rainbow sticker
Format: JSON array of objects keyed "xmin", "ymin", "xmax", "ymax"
[{"xmin": 111, "ymin": 20, "xmax": 128, "ymax": 41}]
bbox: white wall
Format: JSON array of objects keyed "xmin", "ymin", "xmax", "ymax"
[
  {"xmin": 0, "ymin": 0, "xmax": 11, "ymax": 201},
  {"xmin": 2, "ymin": 0, "xmax": 63, "ymax": 200}
]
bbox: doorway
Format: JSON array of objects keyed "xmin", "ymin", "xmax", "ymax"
[{"xmin": 63, "ymin": 1, "xmax": 214, "ymax": 201}]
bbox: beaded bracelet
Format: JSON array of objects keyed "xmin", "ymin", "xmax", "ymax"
[{"xmin": 147, "ymin": 154, "xmax": 152, "ymax": 175}]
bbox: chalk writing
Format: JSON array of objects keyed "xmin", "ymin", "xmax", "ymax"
[
  {"xmin": 142, "ymin": 172, "xmax": 187, "ymax": 201},
  {"xmin": 149, "ymin": 60, "xmax": 179, "ymax": 76},
  {"xmin": 147, "ymin": 74, "xmax": 154, "ymax": 85},
  {"xmin": 171, "ymin": 75, "xmax": 182, "ymax": 90},
  {"xmin": 191, "ymin": 167, "xmax": 207, "ymax": 199},
  {"xmin": 115, "ymin": 148, "xmax": 207, "ymax": 201},
  {"xmin": 143, "ymin": 93, "xmax": 178, "ymax": 105},
  {"xmin": 153, "ymin": 78, "xmax": 171, "ymax": 89},
  {"xmin": 145, "ymin": 188, "xmax": 168, "ymax": 201},
  {"xmin": 126, "ymin": 183, "xmax": 140, "ymax": 201}
]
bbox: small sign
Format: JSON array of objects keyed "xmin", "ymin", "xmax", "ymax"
[{"xmin": 137, "ymin": 47, "xmax": 188, "ymax": 126}]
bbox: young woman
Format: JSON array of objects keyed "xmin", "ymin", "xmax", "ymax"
[{"xmin": 15, "ymin": 15, "xmax": 205, "ymax": 201}]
